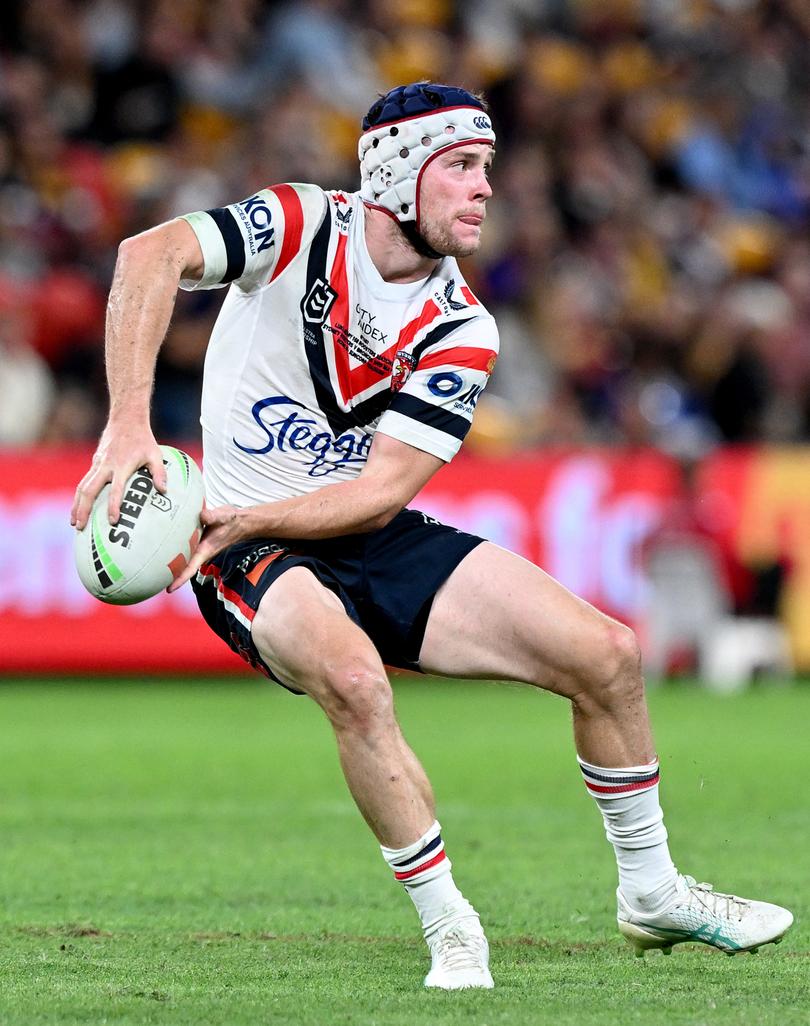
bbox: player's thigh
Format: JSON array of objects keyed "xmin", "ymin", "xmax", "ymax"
[
  {"xmin": 419, "ymin": 542, "xmax": 636, "ymax": 697},
  {"xmin": 252, "ymin": 566, "xmax": 389, "ymax": 705}
]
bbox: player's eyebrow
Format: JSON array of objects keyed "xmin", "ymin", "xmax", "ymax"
[{"xmin": 444, "ymin": 147, "xmax": 495, "ymax": 163}]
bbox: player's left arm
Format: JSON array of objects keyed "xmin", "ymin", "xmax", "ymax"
[{"xmin": 168, "ymin": 434, "xmax": 443, "ymax": 592}]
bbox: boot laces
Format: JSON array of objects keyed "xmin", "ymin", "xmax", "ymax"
[
  {"xmin": 683, "ymin": 876, "xmax": 751, "ymax": 922},
  {"xmin": 431, "ymin": 927, "xmax": 486, "ymax": 972}
]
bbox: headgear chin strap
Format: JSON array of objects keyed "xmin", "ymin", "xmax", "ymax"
[{"xmin": 359, "ymin": 83, "xmax": 496, "ymax": 229}]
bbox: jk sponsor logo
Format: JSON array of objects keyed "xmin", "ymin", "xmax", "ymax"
[{"xmin": 234, "ymin": 395, "xmax": 373, "ymax": 476}]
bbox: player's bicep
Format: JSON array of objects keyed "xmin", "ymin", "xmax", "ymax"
[
  {"xmin": 376, "ymin": 338, "xmax": 497, "ymax": 463},
  {"xmin": 179, "ymin": 183, "xmax": 326, "ymax": 292}
]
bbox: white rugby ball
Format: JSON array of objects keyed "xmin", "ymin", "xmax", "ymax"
[{"xmin": 74, "ymin": 445, "xmax": 204, "ymax": 605}]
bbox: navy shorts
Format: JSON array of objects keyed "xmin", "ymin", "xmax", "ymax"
[{"xmin": 191, "ymin": 508, "xmax": 484, "ymax": 691}]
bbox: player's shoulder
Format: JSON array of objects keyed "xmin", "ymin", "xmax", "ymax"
[
  {"xmin": 254, "ymin": 182, "xmax": 328, "ymax": 226},
  {"xmin": 432, "ymin": 262, "xmax": 499, "ymax": 345},
  {"xmin": 321, "ymin": 188, "xmax": 361, "ymax": 234}
]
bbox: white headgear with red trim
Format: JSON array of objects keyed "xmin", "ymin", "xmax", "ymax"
[{"xmin": 358, "ymin": 85, "xmax": 495, "ymax": 225}]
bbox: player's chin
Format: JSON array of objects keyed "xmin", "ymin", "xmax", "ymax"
[{"xmin": 445, "ymin": 227, "xmax": 482, "ymax": 259}]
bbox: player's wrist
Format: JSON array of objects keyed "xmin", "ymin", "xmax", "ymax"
[
  {"xmin": 105, "ymin": 405, "xmax": 153, "ymax": 432},
  {"xmin": 236, "ymin": 504, "xmax": 270, "ymax": 542}
]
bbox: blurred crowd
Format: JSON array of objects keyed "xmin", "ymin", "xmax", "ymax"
[{"xmin": 1, "ymin": 0, "xmax": 809, "ymax": 455}]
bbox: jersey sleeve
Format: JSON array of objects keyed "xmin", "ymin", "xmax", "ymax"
[
  {"xmin": 178, "ymin": 183, "xmax": 327, "ymax": 293},
  {"xmin": 375, "ymin": 314, "xmax": 500, "ymax": 462}
]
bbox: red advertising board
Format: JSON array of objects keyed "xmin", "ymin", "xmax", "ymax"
[
  {"xmin": 0, "ymin": 446, "xmax": 686, "ymax": 675},
  {"xmin": 0, "ymin": 448, "xmax": 244, "ymax": 674}
]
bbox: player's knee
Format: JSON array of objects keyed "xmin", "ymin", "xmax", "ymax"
[
  {"xmin": 578, "ymin": 620, "xmax": 643, "ymax": 708},
  {"xmin": 317, "ymin": 661, "xmax": 394, "ymax": 736}
]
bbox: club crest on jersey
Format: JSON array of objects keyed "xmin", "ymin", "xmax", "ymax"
[
  {"xmin": 391, "ymin": 351, "xmax": 416, "ymax": 392},
  {"xmin": 302, "ymin": 278, "xmax": 338, "ymax": 324}
]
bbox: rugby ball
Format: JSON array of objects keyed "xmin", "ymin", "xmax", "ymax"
[{"xmin": 74, "ymin": 446, "xmax": 204, "ymax": 605}]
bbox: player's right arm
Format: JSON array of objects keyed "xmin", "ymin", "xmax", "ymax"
[
  {"xmin": 70, "ymin": 217, "xmax": 204, "ymax": 530},
  {"xmin": 72, "ymin": 183, "xmax": 324, "ymax": 530}
]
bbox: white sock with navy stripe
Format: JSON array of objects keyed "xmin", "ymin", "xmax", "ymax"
[
  {"xmin": 578, "ymin": 756, "xmax": 679, "ymax": 914},
  {"xmin": 380, "ymin": 821, "xmax": 478, "ymax": 938}
]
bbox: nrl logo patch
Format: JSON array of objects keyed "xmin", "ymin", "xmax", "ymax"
[
  {"xmin": 391, "ymin": 351, "xmax": 416, "ymax": 392},
  {"xmin": 301, "ymin": 278, "xmax": 338, "ymax": 324}
]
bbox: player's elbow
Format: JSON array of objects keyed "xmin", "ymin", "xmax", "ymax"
[
  {"xmin": 361, "ymin": 484, "xmax": 408, "ymax": 532},
  {"xmin": 116, "ymin": 231, "xmax": 167, "ymax": 276},
  {"xmin": 117, "ymin": 220, "xmax": 199, "ymax": 280},
  {"xmin": 364, "ymin": 502, "xmax": 402, "ymax": 533}
]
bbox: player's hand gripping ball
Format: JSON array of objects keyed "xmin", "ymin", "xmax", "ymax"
[{"xmin": 74, "ymin": 446, "xmax": 204, "ymax": 605}]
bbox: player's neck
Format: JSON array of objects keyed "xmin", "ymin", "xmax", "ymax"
[{"xmin": 364, "ymin": 206, "xmax": 438, "ymax": 284}]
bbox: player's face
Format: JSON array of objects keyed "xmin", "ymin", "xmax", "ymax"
[{"xmin": 418, "ymin": 144, "xmax": 494, "ymax": 258}]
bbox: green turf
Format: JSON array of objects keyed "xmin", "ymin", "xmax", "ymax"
[{"xmin": 0, "ymin": 678, "xmax": 807, "ymax": 1025}]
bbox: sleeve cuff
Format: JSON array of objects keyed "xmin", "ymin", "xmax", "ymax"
[
  {"xmin": 375, "ymin": 411, "xmax": 462, "ymax": 463},
  {"xmin": 178, "ymin": 211, "xmax": 228, "ymax": 290}
]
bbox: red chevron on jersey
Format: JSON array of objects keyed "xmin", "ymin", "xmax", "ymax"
[
  {"xmin": 417, "ymin": 345, "xmax": 497, "ymax": 373},
  {"xmin": 268, "ymin": 185, "xmax": 304, "ymax": 282},
  {"xmin": 345, "ymin": 298, "xmax": 443, "ymax": 398},
  {"xmin": 327, "ymin": 256, "xmax": 445, "ymax": 403},
  {"xmin": 328, "ymin": 230, "xmax": 352, "ymax": 402}
]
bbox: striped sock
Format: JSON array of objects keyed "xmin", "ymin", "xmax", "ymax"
[
  {"xmin": 380, "ymin": 821, "xmax": 478, "ymax": 938},
  {"xmin": 578, "ymin": 756, "xmax": 679, "ymax": 913}
]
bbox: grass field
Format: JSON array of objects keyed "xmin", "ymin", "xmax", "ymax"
[{"xmin": 0, "ymin": 677, "xmax": 807, "ymax": 1026}]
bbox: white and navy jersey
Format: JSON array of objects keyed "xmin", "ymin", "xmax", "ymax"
[{"xmin": 180, "ymin": 185, "xmax": 499, "ymax": 507}]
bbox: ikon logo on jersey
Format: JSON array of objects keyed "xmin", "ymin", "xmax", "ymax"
[
  {"xmin": 302, "ymin": 279, "xmax": 338, "ymax": 324},
  {"xmin": 234, "ymin": 194, "xmax": 275, "ymax": 255},
  {"xmin": 427, "ymin": 371, "xmax": 464, "ymax": 398}
]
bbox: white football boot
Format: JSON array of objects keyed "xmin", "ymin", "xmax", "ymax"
[
  {"xmin": 618, "ymin": 875, "xmax": 794, "ymax": 957},
  {"xmin": 424, "ymin": 918, "xmax": 494, "ymax": 989}
]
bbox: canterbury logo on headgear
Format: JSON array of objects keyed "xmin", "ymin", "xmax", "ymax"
[{"xmin": 358, "ymin": 82, "xmax": 496, "ymax": 225}]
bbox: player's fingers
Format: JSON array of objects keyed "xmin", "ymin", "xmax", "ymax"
[
  {"xmin": 167, "ymin": 541, "xmax": 209, "ymax": 593},
  {"xmin": 71, "ymin": 466, "xmax": 109, "ymax": 530},
  {"xmin": 107, "ymin": 471, "xmax": 128, "ymax": 525},
  {"xmin": 148, "ymin": 452, "xmax": 168, "ymax": 493},
  {"xmin": 71, "ymin": 478, "xmax": 89, "ymax": 527}
]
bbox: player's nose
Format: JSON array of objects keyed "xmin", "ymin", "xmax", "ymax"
[{"xmin": 472, "ymin": 170, "xmax": 492, "ymax": 201}]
